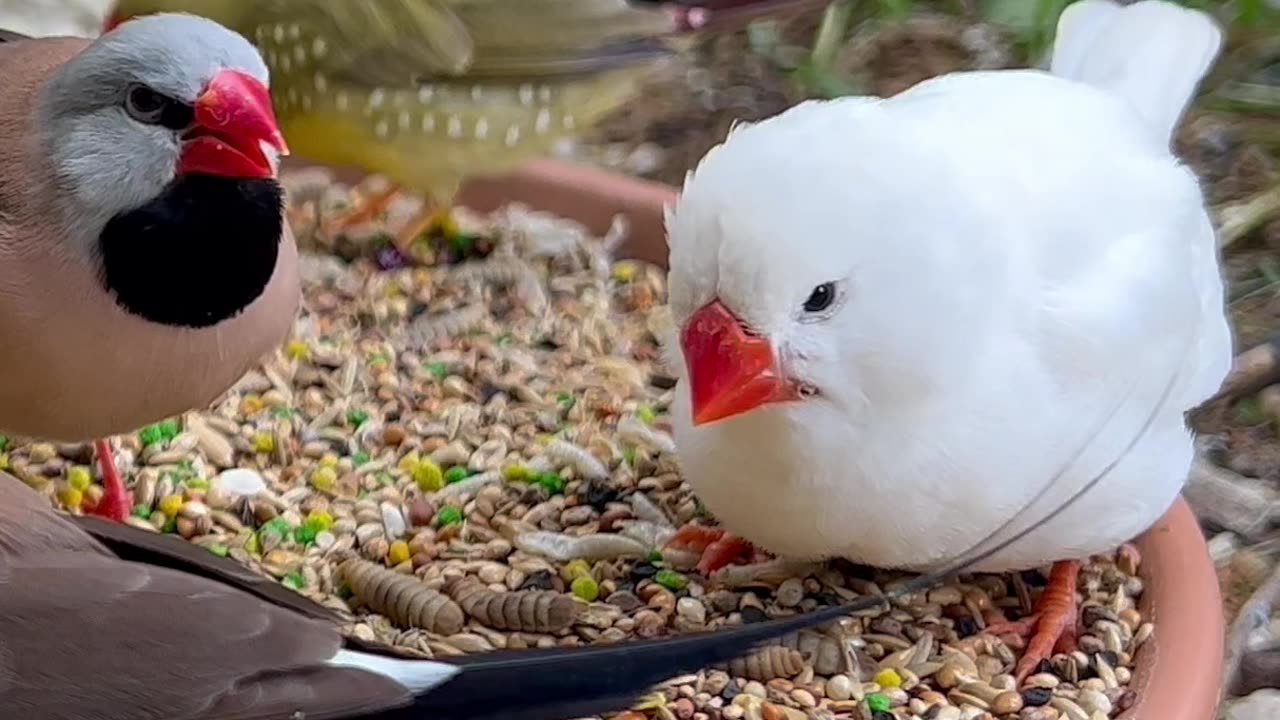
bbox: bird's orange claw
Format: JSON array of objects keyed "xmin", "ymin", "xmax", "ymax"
[
  {"xmin": 394, "ymin": 204, "xmax": 451, "ymax": 260},
  {"xmin": 88, "ymin": 438, "xmax": 131, "ymax": 523},
  {"xmin": 324, "ymin": 183, "xmax": 402, "ymax": 235},
  {"xmin": 984, "ymin": 559, "xmax": 1082, "ymax": 683},
  {"xmin": 666, "ymin": 525, "xmax": 757, "ymax": 575}
]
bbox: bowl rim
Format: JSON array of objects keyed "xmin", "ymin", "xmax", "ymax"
[{"xmin": 315, "ymin": 156, "xmax": 1227, "ymax": 720}]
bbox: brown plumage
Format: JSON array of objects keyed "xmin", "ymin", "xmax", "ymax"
[
  {"xmin": 0, "ymin": 473, "xmax": 413, "ymax": 720},
  {"xmin": 0, "ymin": 19, "xmax": 300, "ymax": 522}
]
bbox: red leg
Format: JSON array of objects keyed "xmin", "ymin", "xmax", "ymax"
[
  {"xmin": 665, "ymin": 525, "xmax": 757, "ymax": 575},
  {"xmin": 87, "ymin": 438, "xmax": 130, "ymax": 522},
  {"xmin": 984, "ymin": 559, "xmax": 1081, "ymax": 683}
]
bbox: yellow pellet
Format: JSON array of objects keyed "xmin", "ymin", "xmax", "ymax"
[
  {"xmin": 240, "ymin": 395, "xmax": 264, "ymax": 416},
  {"xmin": 67, "ymin": 465, "xmax": 92, "ymax": 492},
  {"xmin": 413, "ymin": 459, "xmax": 443, "ymax": 492},
  {"xmin": 57, "ymin": 485, "xmax": 83, "ymax": 510},
  {"xmin": 388, "ymin": 540, "xmax": 411, "ymax": 566},
  {"xmin": 563, "ymin": 559, "xmax": 592, "ymax": 581},
  {"xmin": 253, "ymin": 432, "xmax": 275, "ymax": 454},
  {"xmin": 311, "ymin": 467, "xmax": 337, "ymax": 492},
  {"xmin": 285, "ymin": 339, "xmax": 311, "ymax": 360},
  {"xmin": 158, "ymin": 494, "xmax": 185, "ymax": 517},
  {"xmin": 873, "ymin": 669, "xmax": 902, "ymax": 689}
]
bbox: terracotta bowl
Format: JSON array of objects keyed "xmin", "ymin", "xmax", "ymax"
[{"xmin": 288, "ymin": 156, "xmax": 1227, "ymax": 720}]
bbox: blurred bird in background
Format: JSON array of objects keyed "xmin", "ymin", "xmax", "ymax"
[{"xmin": 102, "ymin": 0, "xmax": 824, "ymax": 258}]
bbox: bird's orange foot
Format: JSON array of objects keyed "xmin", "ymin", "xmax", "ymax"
[
  {"xmin": 87, "ymin": 438, "xmax": 131, "ymax": 523},
  {"xmin": 393, "ymin": 205, "xmax": 453, "ymax": 261},
  {"xmin": 323, "ymin": 183, "xmax": 402, "ymax": 237},
  {"xmin": 985, "ymin": 559, "xmax": 1081, "ymax": 683},
  {"xmin": 666, "ymin": 525, "xmax": 758, "ymax": 575}
]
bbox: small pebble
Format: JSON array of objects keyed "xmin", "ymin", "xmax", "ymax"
[
  {"xmin": 826, "ymin": 674, "xmax": 853, "ymax": 701},
  {"xmin": 789, "ymin": 689, "xmax": 815, "ymax": 708},
  {"xmin": 1021, "ymin": 687, "xmax": 1052, "ymax": 707},
  {"xmin": 774, "ymin": 578, "xmax": 804, "ymax": 607},
  {"xmin": 676, "ymin": 597, "xmax": 707, "ymax": 625},
  {"xmin": 1076, "ymin": 690, "xmax": 1111, "ymax": 716},
  {"xmin": 992, "ymin": 690, "xmax": 1024, "ymax": 714}
]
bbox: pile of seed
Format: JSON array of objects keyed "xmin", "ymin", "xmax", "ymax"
[{"xmin": 5, "ymin": 171, "xmax": 1152, "ymax": 720}]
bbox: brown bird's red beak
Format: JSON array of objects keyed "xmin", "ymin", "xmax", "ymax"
[
  {"xmin": 179, "ymin": 69, "xmax": 289, "ymax": 180},
  {"xmin": 679, "ymin": 299, "xmax": 800, "ymax": 426},
  {"xmin": 101, "ymin": 9, "xmax": 124, "ymax": 33}
]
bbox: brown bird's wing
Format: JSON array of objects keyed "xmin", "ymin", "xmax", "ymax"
[
  {"xmin": 0, "ymin": 475, "xmax": 412, "ymax": 720},
  {"xmin": 69, "ymin": 514, "xmax": 343, "ymax": 622},
  {"xmin": 68, "ymin": 513, "xmax": 415, "ymax": 658},
  {"xmin": 0, "ymin": 28, "xmax": 30, "ymax": 44}
]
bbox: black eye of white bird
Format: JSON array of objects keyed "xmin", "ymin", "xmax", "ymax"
[
  {"xmin": 124, "ymin": 83, "xmax": 193, "ymax": 131},
  {"xmin": 803, "ymin": 282, "xmax": 837, "ymax": 313}
]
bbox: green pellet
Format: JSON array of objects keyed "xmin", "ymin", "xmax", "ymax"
[
  {"xmin": 503, "ymin": 464, "xmax": 530, "ymax": 482},
  {"xmin": 436, "ymin": 506, "xmax": 463, "ymax": 526},
  {"xmin": 654, "ymin": 569, "xmax": 688, "ymax": 592},
  {"xmin": 293, "ymin": 526, "xmax": 317, "ymax": 545},
  {"xmin": 535, "ymin": 472, "xmax": 565, "ymax": 495},
  {"xmin": 571, "ymin": 576, "xmax": 600, "ymax": 602}
]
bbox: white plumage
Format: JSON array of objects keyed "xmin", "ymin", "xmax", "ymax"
[{"xmin": 663, "ymin": 0, "xmax": 1231, "ymax": 575}]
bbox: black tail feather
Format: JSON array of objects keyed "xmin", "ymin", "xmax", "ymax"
[{"xmin": 354, "ymin": 579, "xmax": 923, "ymax": 720}]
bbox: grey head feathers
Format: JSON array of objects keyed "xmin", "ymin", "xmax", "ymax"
[{"xmin": 36, "ymin": 13, "xmax": 269, "ymax": 254}]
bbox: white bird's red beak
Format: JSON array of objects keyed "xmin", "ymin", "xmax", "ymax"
[
  {"xmin": 178, "ymin": 69, "xmax": 289, "ymax": 180},
  {"xmin": 679, "ymin": 299, "xmax": 801, "ymax": 426}
]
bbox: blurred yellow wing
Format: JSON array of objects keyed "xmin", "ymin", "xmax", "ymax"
[
  {"xmin": 442, "ymin": 0, "xmax": 680, "ymax": 78},
  {"xmin": 250, "ymin": 0, "xmax": 475, "ymax": 87},
  {"xmin": 251, "ymin": 0, "xmax": 679, "ymax": 89}
]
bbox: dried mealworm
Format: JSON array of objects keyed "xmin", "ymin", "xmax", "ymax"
[
  {"xmin": 339, "ymin": 558, "xmax": 465, "ymax": 635},
  {"xmin": 406, "ymin": 304, "xmax": 487, "ymax": 346},
  {"xmin": 514, "ymin": 530, "xmax": 648, "ymax": 561},
  {"xmin": 447, "ymin": 575, "xmax": 582, "ymax": 633},
  {"xmin": 720, "ymin": 645, "xmax": 806, "ymax": 681},
  {"xmin": 617, "ymin": 415, "xmax": 677, "ymax": 455},
  {"xmin": 543, "ymin": 439, "xmax": 608, "ymax": 480}
]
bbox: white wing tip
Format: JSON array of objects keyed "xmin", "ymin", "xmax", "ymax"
[{"xmin": 327, "ymin": 649, "xmax": 461, "ymax": 693}]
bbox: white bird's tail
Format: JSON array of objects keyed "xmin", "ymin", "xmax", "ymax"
[{"xmin": 1048, "ymin": 0, "xmax": 1223, "ymax": 144}]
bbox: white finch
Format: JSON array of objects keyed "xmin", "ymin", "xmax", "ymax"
[{"xmin": 662, "ymin": 0, "xmax": 1232, "ymax": 682}]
